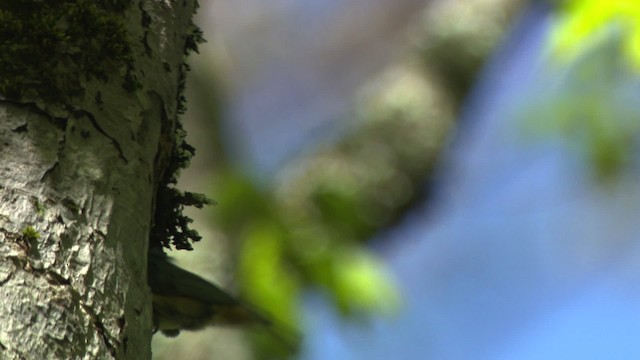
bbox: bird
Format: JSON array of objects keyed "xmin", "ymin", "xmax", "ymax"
[{"xmin": 147, "ymin": 249, "xmax": 272, "ymax": 337}]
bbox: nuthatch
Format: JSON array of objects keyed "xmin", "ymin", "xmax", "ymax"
[{"xmin": 147, "ymin": 250, "xmax": 271, "ymax": 337}]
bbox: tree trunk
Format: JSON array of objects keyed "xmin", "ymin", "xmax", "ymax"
[{"xmin": 0, "ymin": 1, "xmax": 200, "ymax": 359}]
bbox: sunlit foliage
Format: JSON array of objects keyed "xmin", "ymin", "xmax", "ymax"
[
  {"xmin": 552, "ymin": 0, "xmax": 640, "ymax": 70},
  {"xmin": 527, "ymin": 0, "xmax": 640, "ymax": 181}
]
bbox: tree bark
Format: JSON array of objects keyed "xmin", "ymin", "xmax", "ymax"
[{"xmin": 0, "ymin": 1, "xmax": 200, "ymax": 359}]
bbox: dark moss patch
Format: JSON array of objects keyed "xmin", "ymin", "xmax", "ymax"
[
  {"xmin": 0, "ymin": 0, "xmax": 134, "ymax": 103},
  {"xmin": 150, "ymin": 122, "xmax": 214, "ymax": 251},
  {"xmin": 150, "ymin": 5, "xmax": 208, "ymax": 251}
]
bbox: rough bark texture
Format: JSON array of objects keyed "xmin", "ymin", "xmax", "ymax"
[{"xmin": 0, "ymin": 1, "xmax": 199, "ymax": 359}]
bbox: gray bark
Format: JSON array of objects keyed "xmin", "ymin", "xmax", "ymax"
[{"xmin": 0, "ymin": 1, "xmax": 199, "ymax": 359}]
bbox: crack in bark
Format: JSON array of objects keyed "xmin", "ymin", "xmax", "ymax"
[
  {"xmin": 0, "ymin": 98, "xmax": 129, "ymax": 164},
  {"xmin": 11, "ymin": 123, "xmax": 27, "ymax": 133},
  {"xmin": 0, "ymin": 99, "xmax": 68, "ymax": 131},
  {"xmin": 40, "ymin": 125, "xmax": 66, "ymax": 183},
  {"xmin": 43, "ymin": 270, "xmax": 71, "ymax": 287},
  {"xmin": 0, "ymin": 271, "xmax": 14, "ymax": 287},
  {"xmin": 81, "ymin": 303, "xmax": 117, "ymax": 358},
  {"xmin": 71, "ymin": 108, "xmax": 129, "ymax": 163},
  {"xmin": 39, "ymin": 161, "xmax": 60, "ymax": 183},
  {"xmin": 5, "ymin": 255, "xmax": 72, "ymax": 288}
]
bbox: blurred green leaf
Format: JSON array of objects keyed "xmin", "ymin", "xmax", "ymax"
[
  {"xmin": 238, "ymin": 220, "xmax": 299, "ymax": 326},
  {"xmin": 214, "ymin": 170, "xmax": 272, "ymax": 230},
  {"xmin": 311, "ymin": 186, "xmax": 374, "ymax": 240},
  {"xmin": 330, "ymin": 249, "xmax": 400, "ymax": 314},
  {"xmin": 552, "ymin": 0, "xmax": 640, "ymax": 70},
  {"xmin": 520, "ymin": 3, "xmax": 640, "ymax": 182}
]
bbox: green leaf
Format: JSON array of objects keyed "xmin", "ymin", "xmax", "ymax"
[
  {"xmin": 330, "ymin": 249, "xmax": 400, "ymax": 314},
  {"xmin": 238, "ymin": 221, "xmax": 299, "ymax": 326},
  {"xmin": 552, "ymin": 0, "xmax": 640, "ymax": 70}
]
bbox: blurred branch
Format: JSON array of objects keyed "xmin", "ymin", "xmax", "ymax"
[
  {"xmin": 416, "ymin": 0, "xmax": 526, "ymax": 104},
  {"xmin": 188, "ymin": 0, "xmax": 527, "ymax": 358}
]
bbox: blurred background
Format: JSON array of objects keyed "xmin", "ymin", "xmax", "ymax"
[{"xmin": 153, "ymin": 0, "xmax": 640, "ymax": 359}]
